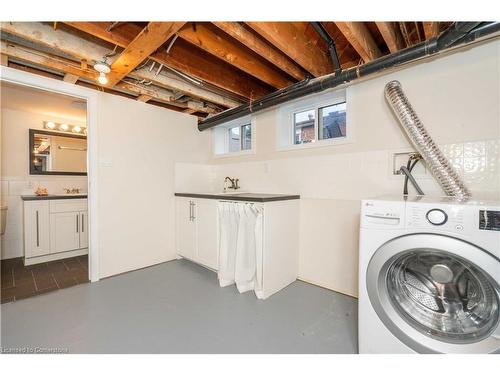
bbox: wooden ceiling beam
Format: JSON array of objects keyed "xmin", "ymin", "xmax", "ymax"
[
  {"xmin": 246, "ymin": 22, "xmax": 333, "ymax": 77},
  {"xmin": 128, "ymin": 67, "xmax": 240, "ymax": 108},
  {"xmin": 1, "ymin": 41, "xmax": 218, "ymax": 115},
  {"xmin": 2, "ymin": 22, "xmax": 239, "ymax": 108},
  {"xmin": 63, "ymin": 72, "xmax": 79, "ymax": 84},
  {"xmin": 1, "ymin": 22, "xmax": 114, "ymax": 63},
  {"xmin": 1, "ymin": 40, "xmax": 99, "ymax": 81},
  {"xmin": 64, "ymin": 21, "xmax": 269, "ymax": 100},
  {"xmin": 335, "ymin": 22, "xmax": 382, "ymax": 62},
  {"xmin": 212, "ymin": 22, "xmax": 306, "ymax": 81},
  {"xmin": 423, "ymin": 22, "xmax": 440, "ymax": 39},
  {"xmin": 136, "ymin": 94, "xmax": 153, "ymax": 102},
  {"xmin": 375, "ymin": 22, "xmax": 405, "ymax": 53},
  {"xmin": 151, "ymin": 39, "xmax": 271, "ymax": 100},
  {"xmin": 106, "ymin": 22, "xmax": 185, "ymax": 87},
  {"xmin": 64, "ymin": 22, "xmax": 132, "ymax": 47},
  {"xmin": 177, "ymin": 23, "xmax": 293, "ymax": 89}
]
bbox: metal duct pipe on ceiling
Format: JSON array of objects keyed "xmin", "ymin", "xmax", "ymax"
[
  {"xmin": 198, "ymin": 22, "xmax": 500, "ymax": 131},
  {"xmin": 385, "ymin": 80, "xmax": 471, "ymax": 200}
]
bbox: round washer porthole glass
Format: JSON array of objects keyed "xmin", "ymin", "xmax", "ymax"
[{"xmin": 386, "ymin": 249, "xmax": 500, "ymax": 344}]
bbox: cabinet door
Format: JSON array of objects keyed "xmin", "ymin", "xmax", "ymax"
[
  {"xmin": 176, "ymin": 198, "xmax": 196, "ymax": 260},
  {"xmin": 24, "ymin": 201, "xmax": 50, "ymax": 258},
  {"xmin": 50, "ymin": 212, "xmax": 80, "ymax": 254},
  {"xmin": 194, "ymin": 199, "xmax": 218, "ymax": 270},
  {"xmin": 79, "ymin": 211, "xmax": 88, "ymax": 249}
]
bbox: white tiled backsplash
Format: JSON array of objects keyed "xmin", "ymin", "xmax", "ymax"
[
  {"xmin": 0, "ymin": 176, "xmax": 87, "ymax": 259},
  {"xmin": 175, "ymin": 138, "xmax": 500, "ymax": 200}
]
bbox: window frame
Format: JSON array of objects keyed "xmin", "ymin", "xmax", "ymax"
[
  {"xmin": 277, "ymin": 88, "xmax": 352, "ymax": 151},
  {"xmin": 212, "ymin": 115, "xmax": 255, "ymax": 157}
]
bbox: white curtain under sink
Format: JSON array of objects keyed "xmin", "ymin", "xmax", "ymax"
[{"xmin": 217, "ymin": 201, "xmax": 263, "ymax": 297}]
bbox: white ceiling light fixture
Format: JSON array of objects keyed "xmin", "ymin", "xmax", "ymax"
[{"xmin": 94, "ymin": 60, "xmax": 111, "ymax": 85}]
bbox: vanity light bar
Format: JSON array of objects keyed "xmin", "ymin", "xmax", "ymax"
[{"xmin": 43, "ymin": 121, "xmax": 87, "ymax": 135}]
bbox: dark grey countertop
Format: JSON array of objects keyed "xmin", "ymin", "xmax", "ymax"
[
  {"xmin": 175, "ymin": 192, "xmax": 300, "ymax": 202},
  {"xmin": 21, "ymin": 194, "xmax": 88, "ymax": 201}
]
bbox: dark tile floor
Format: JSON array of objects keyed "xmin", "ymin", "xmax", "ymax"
[{"xmin": 1, "ymin": 255, "xmax": 88, "ymax": 304}]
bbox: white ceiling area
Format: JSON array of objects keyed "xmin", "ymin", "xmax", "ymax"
[{"xmin": 1, "ymin": 82, "xmax": 87, "ymax": 123}]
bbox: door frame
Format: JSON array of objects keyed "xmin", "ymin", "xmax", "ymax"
[{"xmin": 1, "ymin": 66, "xmax": 100, "ymax": 282}]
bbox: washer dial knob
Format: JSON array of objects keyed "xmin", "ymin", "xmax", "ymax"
[{"xmin": 426, "ymin": 209, "xmax": 448, "ymax": 226}]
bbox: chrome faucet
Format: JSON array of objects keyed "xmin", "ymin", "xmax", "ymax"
[
  {"xmin": 63, "ymin": 188, "xmax": 81, "ymax": 194},
  {"xmin": 223, "ymin": 177, "xmax": 240, "ymax": 192}
]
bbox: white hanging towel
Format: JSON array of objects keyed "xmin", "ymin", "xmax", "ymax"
[{"xmin": 217, "ymin": 201, "xmax": 263, "ymax": 297}]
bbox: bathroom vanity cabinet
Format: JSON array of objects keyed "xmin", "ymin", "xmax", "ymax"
[
  {"xmin": 22, "ymin": 196, "xmax": 88, "ymax": 265},
  {"xmin": 175, "ymin": 193, "xmax": 300, "ymax": 299}
]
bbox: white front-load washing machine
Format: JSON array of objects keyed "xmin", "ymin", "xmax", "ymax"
[{"xmin": 359, "ymin": 196, "xmax": 500, "ymax": 353}]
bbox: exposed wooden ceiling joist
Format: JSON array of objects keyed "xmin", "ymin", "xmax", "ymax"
[
  {"xmin": 63, "ymin": 72, "xmax": 79, "ymax": 84},
  {"xmin": 1, "ymin": 54, "xmax": 9, "ymax": 66},
  {"xmin": 128, "ymin": 67, "xmax": 240, "ymax": 108},
  {"xmin": 335, "ymin": 22, "xmax": 383, "ymax": 62},
  {"xmin": 212, "ymin": 22, "xmax": 306, "ymax": 81},
  {"xmin": 151, "ymin": 38, "xmax": 271, "ymax": 100},
  {"xmin": 423, "ymin": 22, "xmax": 440, "ymax": 39},
  {"xmin": 177, "ymin": 22, "xmax": 294, "ymax": 89},
  {"xmin": 136, "ymin": 94, "xmax": 153, "ymax": 102},
  {"xmin": 246, "ymin": 22, "xmax": 334, "ymax": 77},
  {"xmin": 106, "ymin": 22, "xmax": 185, "ymax": 87},
  {"xmin": 63, "ymin": 21, "xmax": 271, "ymax": 100},
  {"xmin": 375, "ymin": 22, "xmax": 405, "ymax": 53},
  {"xmin": 1, "ymin": 22, "xmax": 238, "ymax": 109},
  {"xmin": 1, "ymin": 41, "xmax": 217, "ymax": 115}
]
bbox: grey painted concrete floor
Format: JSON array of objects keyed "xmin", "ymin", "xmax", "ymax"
[{"xmin": 1, "ymin": 259, "xmax": 358, "ymax": 354}]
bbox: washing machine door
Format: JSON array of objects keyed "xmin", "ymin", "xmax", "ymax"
[{"xmin": 366, "ymin": 233, "xmax": 500, "ymax": 353}]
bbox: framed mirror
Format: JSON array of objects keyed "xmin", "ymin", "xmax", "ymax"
[{"xmin": 29, "ymin": 129, "xmax": 87, "ymax": 176}]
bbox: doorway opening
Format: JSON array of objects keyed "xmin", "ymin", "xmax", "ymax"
[{"xmin": 1, "ymin": 81, "xmax": 91, "ymax": 303}]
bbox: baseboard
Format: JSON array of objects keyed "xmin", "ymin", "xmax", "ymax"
[
  {"xmin": 24, "ymin": 248, "xmax": 88, "ymax": 266},
  {"xmin": 297, "ymin": 276, "xmax": 358, "ymax": 299}
]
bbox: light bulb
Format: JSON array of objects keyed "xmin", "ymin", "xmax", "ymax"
[
  {"xmin": 59, "ymin": 123, "xmax": 69, "ymax": 131},
  {"xmin": 72, "ymin": 126, "xmax": 82, "ymax": 133},
  {"xmin": 98, "ymin": 72, "xmax": 108, "ymax": 85},
  {"xmin": 45, "ymin": 121, "xmax": 56, "ymax": 129}
]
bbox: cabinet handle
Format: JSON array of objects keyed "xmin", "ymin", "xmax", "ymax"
[
  {"xmin": 76, "ymin": 213, "xmax": 79, "ymax": 233},
  {"xmin": 189, "ymin": 201, "xmax": 193, "ymax": 221},
  {"xmin": 36, "ymin": 210, "xmax": 39, "ymax": 247},
  {"xmin": 81, "ymin": 213, "xmax": 84, "ymax": 233},
  {"xmin": 192, "ymin": 202, "xmax": 196, "ymax": 221}
]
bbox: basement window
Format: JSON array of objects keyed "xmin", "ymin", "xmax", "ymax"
[
  {"xmin": 277, "ymin": 88, "xmax": 351, "ymax": 150},
  {"xmin": 213, "ymin": 116, "xmax": 255, "ymax": 157}
]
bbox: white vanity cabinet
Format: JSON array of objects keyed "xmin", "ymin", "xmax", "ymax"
[
  {"xmin": 176, "ymin": 197, "xmax": 218, "ymax": 270},
  {"xmin": 23, "ymin": 200, "xmax": 50, "ymax": 258},
  {"xmin": 22, "ymin": 197, "xmax": 89, "ymax": 265}
]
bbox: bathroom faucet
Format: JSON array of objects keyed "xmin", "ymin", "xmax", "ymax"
[
  {"xmin": 64, "ymin": 188, "xmax": 81, "ymax": 194},
  {"xmin": 223, "ymin": 177, "xmax": 240, "ymax": 192}
]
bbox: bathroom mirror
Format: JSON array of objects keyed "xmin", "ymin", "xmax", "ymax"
[{"xmin": 29, "ymin": 129, "xmax": 87, "ymax": 175}]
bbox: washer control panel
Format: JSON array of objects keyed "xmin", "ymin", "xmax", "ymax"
[
  {"xmin": 407, "ymin": 203, "xmax": 464, "ymax": 233},
  {"xmin": 426, "ymin": 209, "xmax": 448, "ymax": 226}
]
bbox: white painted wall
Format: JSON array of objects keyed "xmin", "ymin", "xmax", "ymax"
[
  {"xmin": 176, "ymin": 40, "xmax": 500, "ymax": 297},
  {"xmin": 96, "ymin": 94, "xmax": 210, "ymax": 278},
  {"xmin": 1, "ymin": 68, "xmax": 211, "ymax": 278},
  {"xmin": 0, "ymin": 108, "xmax": 87, "ymax": 259}
]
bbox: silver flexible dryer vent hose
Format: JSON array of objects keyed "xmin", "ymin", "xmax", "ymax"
[{"xmin": 384, "ymin": 80, "xmax": 471, "ymax": 200}]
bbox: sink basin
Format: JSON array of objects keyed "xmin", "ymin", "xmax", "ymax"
[{"xmin": 221, "ymin": 191, "xmax": 248, "ymax": 195}]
